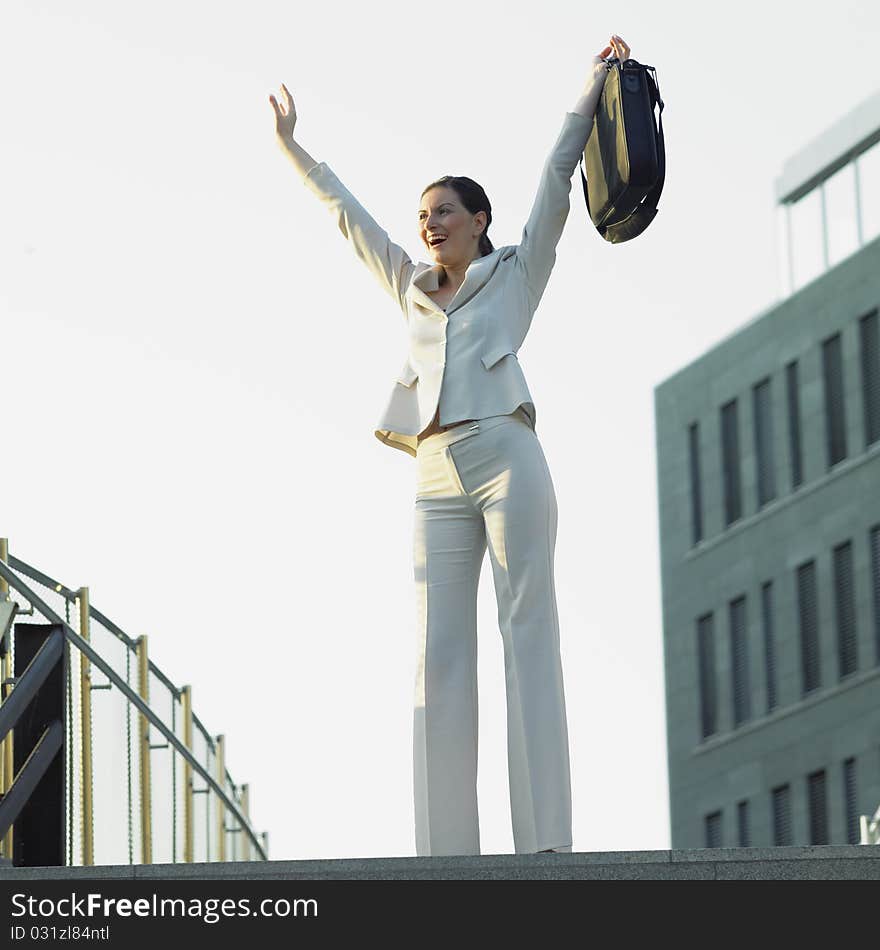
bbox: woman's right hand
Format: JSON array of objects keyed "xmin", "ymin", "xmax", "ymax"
[{"xmin": 269, "ymin": 83, "xmax": 297, "ymax": 142}]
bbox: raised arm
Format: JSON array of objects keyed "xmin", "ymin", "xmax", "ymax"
[
  {"xmin": 270, "ymin": 84, "xmax": 415, "ymax": 313},
  {"xmin": 517, "ymin": 35, "xmax": 631, "ymax": 306}
]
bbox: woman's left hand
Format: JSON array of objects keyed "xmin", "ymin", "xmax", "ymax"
[{"xmin": 597, "ymin": 34, "xmax": 631, "ymax": 63}]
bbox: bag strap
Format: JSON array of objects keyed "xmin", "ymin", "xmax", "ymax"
[{"xmin": 579, "ymin": 63, "xmax": 665, "ymax": 244}]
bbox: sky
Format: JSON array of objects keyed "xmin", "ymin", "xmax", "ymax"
[{"xmin": 3, "ymin": 0, "xmax": 880, "ymax": 862}]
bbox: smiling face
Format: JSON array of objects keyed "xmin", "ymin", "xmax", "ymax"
[{"xmin": 418, "ymin": 185, "xmax": 487, "ymax": 266}]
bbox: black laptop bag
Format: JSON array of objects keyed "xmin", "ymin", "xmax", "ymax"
[{"xmin": 579, "ymin": 57, "xmax": 665, "ymax": 243}]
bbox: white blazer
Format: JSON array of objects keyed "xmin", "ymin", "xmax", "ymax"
[{"xmin": 301, "ymin": 103, "xmax": 601, "ymax": 457}]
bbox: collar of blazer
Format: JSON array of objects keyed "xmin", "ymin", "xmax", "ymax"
[{"xmin": 408, "ymin": 246, "xmax": 513, "ymax": 316}]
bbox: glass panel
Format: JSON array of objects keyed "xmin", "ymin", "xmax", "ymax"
[
  {"xmin": 789, "ymin": 187, "xmax": 824, "ymax": 290},
  {"xmin": 824, "ymin": 162, "xmax": 858, "ymax": 267},
  {"xmin": 858, "ymin": 139, "xmax": 880, "ymax": 243},
  {"xmin": 776, "ymin": 204, "xmax": 792, "ymax": 298}
]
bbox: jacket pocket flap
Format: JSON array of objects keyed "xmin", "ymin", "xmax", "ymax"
[
  {"xmin": 481, "ymin": 347, "xmax": 516, "ymax": 370},
  {"xmin": 396, "ymin": 362, "xmax": 419, "ymax": 386}
]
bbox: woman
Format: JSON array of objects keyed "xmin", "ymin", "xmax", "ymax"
[{"xmin": 270, "ymin": 33, "xmax": 632, "ymax": 857}]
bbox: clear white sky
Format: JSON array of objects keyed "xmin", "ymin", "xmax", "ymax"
[{"xmin": 3, "ymin": 0, "xmax": 879, "ymax": 861}]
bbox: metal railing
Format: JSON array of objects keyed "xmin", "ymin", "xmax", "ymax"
[{"xmin": 0, "ymin": 539, "xmax": 267, "ymax": 866}]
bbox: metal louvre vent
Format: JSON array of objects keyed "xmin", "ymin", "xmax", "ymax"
[
  {"xmin": 705, "ymin": 810, "xmax": 722, "ymax": 849},
  {"xmin": 772, "ymin": 784, "xmax": 792, "ymax": 846},
  {"xmin": 786, "ymin": 360, "xmax": 803, "ymax": 489},
  {"xmin": 797, "ymin": 560, "xmax": 821, "ymax": 694},
  {"xmin": 859, "ymin": 309, "xmax": 880, "ymax": 448},
  {"xmin": 730, "ymin": 596, "xmax": 750, "ymax": 726},
  {"xmin": 870, "ymin": 525, "xmax": 880, "ymax": 666},
  {"xmin": 762, "ymin": 581, "xmax": 778, "ymax": 712},
  {"xmin": 752, "ymin": 377, "xmax": 777, "ymax": 507},
  {"xmin": 807, "ymin": 769, "xmax": 829, "ymax": 845},
  {"xmin": 721, "ymin": 399, "xmax": 742, "ymax": 526},
  {"xmin": 737, "ymin": 800, "xmax": 750, "ymax": 848},
  {"xmin": 688, "ymin": 422, "xmax": 703, "ymax": 545},
  {"xmin": 832, "ymin": 540, "xmax": 858, "ymax": 678},
  {"xmin": 822, "ymin": 333, "xmax": 847, "ymax": 467},
  {"xmin": 843, "ymin": 757, "xmax": 858, "ymax": 845},
  {"xmin": 697, "ymin": 613, "xmax": 717, "ymax": 739}
]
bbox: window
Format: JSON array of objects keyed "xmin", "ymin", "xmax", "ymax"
[
  {"xmin": 779, "ymin": 141, "xmax": 880, "ymax": 297},
  {"xmin": 797, "ymin": 560, "xmax": 821, "ymax": 694},
  {"xmin": 824, "ymin": 162, "xmax": 859, "ymax": 267},
  {"xmin": 737, "ymin": 800, "xmax": 750, "ymax": 848},
  {"xmin": 761, "ymin": 581, "xmax": 778, "ymax": 712},
  {"xmin": 697, "ymin": 614, "xmax": 717, "ymax": 739},
  {"xmin": 843, "ymin": 757, "xmax": 859, "ymax": 845},
  {"xmin": 776, "ymin": 204, "xmax": 792, "ymax": 297},
  {"xmin": 721, "ymin": 399, "xmax": 742, "ymax": 526},
  {"xmin": 688, "ymin": 422, "xmax": 703, "ymax": 545},
  {"xmin": 752, "ymin": 378, "xmax": 777, "ymax": 508},
  {"xmin": 822, "ymin": 333, "xmax": 847, "ymax": 468},
  {"xmin": 807, "ymin": 769, "xmax": 829, "ymax": 845},
  {"xmin": 871, "ymin": 525, "xmax": 880, "ymax": 666},
  {"xmin": 789, "ymin": 188, "xmax": 824, "ymax": 290},
  {"xmin": 705, "ymin": 810, "xmax": 722, "ymax": 848},
  {"xmin": 832, "ymin": 540, "xmax": 858, "ymax": 678},
  {"xmin": 772, "ymin": 784, "xmax": 792, "ymax": 846},
  {"xmin": 860, "ymin": 310, "xmax": 880, "ymax": 449},
  {"xmin": 786, "ymin": 360, "xmax": 803, "ymax": 489},
  {"xmin": 730, "ymin": 596, "xmax": 751, "ymax": 726},
  {"xmin": 857, "ymin": 139, "xmax": 880, "ymax": 244}
]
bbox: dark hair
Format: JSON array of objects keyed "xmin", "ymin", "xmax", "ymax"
[{"xmin": 420, "ymin": 175, "xmax": 494, "ymax": 256}]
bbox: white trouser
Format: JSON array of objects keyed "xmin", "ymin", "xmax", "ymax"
[{"xmin": 412, "ymin": 407, "xmax": 572, "ymax": 855}]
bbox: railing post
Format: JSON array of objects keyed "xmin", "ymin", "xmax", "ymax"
[
  {"xmin": 0, "ymin": 537, "xmax": 13, "ymax": 861},
  {"xmin": 215, "ymin": 734, "xmax": 225, "ymax": 862},
  {"xmin": 78, "ymin": 587, "xmax": 94, "ymax": 866},
  {"xmin": 241, "ymin": 784, "xmax": 250, "ymax": 862},
  {"xmin": 181, "ymin": 685, "xmax": 193, "ymax": 863},
  {"xmin": 137, "ymin": 635, "xmax": 152, "ymax": 864}
]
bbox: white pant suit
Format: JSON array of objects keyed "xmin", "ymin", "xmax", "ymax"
[
  {"xmin": 296, "ymin": 59, "xmax": 611, "ymax": 856},
  {"xmin": 412, "ymin": 407, "xmax": 571, "ymax": 855}
]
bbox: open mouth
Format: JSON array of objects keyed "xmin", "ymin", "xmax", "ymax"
[{"xmin": 429, "ymin": 235, "xmax": 447, "ymax": 248}]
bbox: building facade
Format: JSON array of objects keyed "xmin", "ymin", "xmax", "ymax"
[{"xmin": 655, "ymin": 91, "xmax": 880, "ymax": 849}]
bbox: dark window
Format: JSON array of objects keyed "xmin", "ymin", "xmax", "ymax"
[
  {"xmin": 737, "ymin": 800, "xmax": 750, "ymax": 848},
  {"xmin": 688, "ymin": 422, "xmax": 704, "ymax": 545},
  {"xmin": 871, "ymin": 525, "xmax": 880, "ymax": 666},
  {"xmin": 697, "ymin": 614, "xmax": 717, "ymax": 739},
  {"xmin": 753, "ymin": 377, "xmax": 777, "ymax": 507},
  {"xmin": 797, "ymin": 560, "xmax": 821, "ymax": 694},
  {"xmin": 772, "ymin": 784, "xmax": 793, "ymax": 846},
  {"xmin": 843, "ymin": 757, "xmax": 859, "ymax": 845},
  {"xmin": 730, "ymin": 596, "xmax": 751, "ymax": 726},
  {"xmin": 807, "ymin": 769, "xmax": 829, "ymax": 845},
  {"xmin": 832, "ymin": 540, "xmax": 858, "ymax": 678},
  {"xmin": 705, "ymin": 810, "xmax": 722, "ymax": 848},
  {"xmin": 859, "ymin": 309, "xmax": 880, "ymax": 448},
  {"xmin": 786, "ymin": 360, "xmax": 803, "ymax": 489},
  {"xmin": 721, "ymin": 399, "xmax": 742, "ymax": 526},
  {"xmin": 822, "ymin": 333, "xmax": 847, "ymax": 467},
  {"xmin": 761, "ymin": 581, "xmax": 778, "ymax": 712}
]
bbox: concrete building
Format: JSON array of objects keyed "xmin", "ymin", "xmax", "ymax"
[{"xmin": 655, "ymin": 89, "xmax": 880, "ymax": 849}]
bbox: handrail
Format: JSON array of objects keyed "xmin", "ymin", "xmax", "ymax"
[
  {"xmin": 9, "ymin": 555, "xmax": 219, "ymax": 753},
  {"xmin": 0, "ymin": 559, "xmax": 267, "ymax": 862}
]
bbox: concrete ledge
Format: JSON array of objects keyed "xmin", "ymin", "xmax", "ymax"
[{"xmin": 1, "ymin": 846, "xmax": 879, "ymax": 880}]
